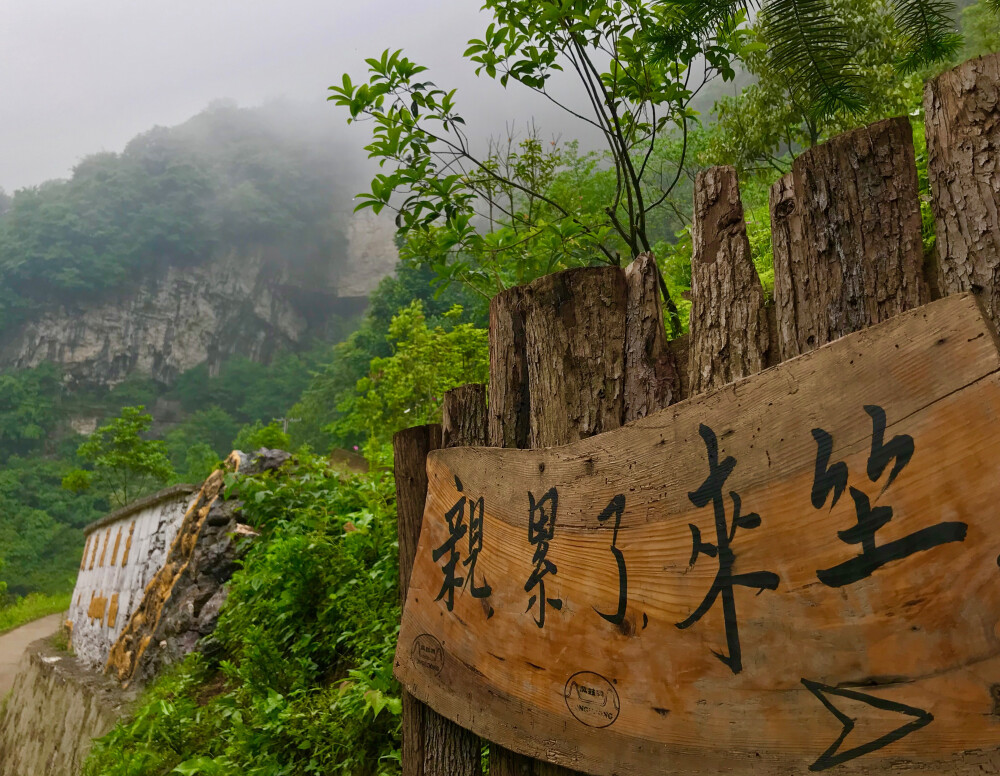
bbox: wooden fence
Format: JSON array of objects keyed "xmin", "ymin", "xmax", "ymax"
[{"xmin": 393, "ymin": 52, "xmax": 1000, "ymax": 776}]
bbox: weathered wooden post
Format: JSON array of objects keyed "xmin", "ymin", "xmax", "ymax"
[
  {"xmin": 485, "ymin": 259, "xmax": 680, "ymax": 776},
  {"xmin": 689, "ymin": 165, "xmax": 772, "ymax": 393},
  {"xmin": 624, "ymin": 253, "xmax": 682, "ymax": 419},
  {"xmin": 394, "ymin": 424, "xmax": 447, "ymax": 776},
  {"xmin": 770, "ymin": 117, "xmax": 928, "ymax": 360},
  {"xmin": 925, "ymin": 52, "xmax": 1000, "ymax": 328}
]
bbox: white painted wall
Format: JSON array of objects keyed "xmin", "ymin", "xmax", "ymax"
[{"xmin": 67, "ymin": 486, "xmax": 196, "ymax": 670}]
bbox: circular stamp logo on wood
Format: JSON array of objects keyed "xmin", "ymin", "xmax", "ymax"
[
  {"xmin": 411, "ymin": 634, "xmax": 445, "ymax": 675},
  {"xmin": 564, "ymin": 671, "xmax": 620, "ymax": 728}
]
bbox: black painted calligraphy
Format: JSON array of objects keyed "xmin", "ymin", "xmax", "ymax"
[
  {"xmin": 593, "ymin": 495, "xmax": 627, "ymax": 626},
  {"xmin": 525, "ymin": 487, "xmax": 563, "ymax": 628},
  {"xmin": 464, "ymin": 493, "xmax": 494, "ymax": 618},
  {"xmin": 813, "ymin": 405, "xmax": 967, "ymax": 587},
  {"xmin": 802, "ymin": 678, "xmax": 933, "ymax": 771},
  {"xmin": 432, "ymin": 476, "xmax": 468, "ymax": 611},
  {"xmin": 432, "ymin": 476, "xmax": 493, "ymax": 618},
  {"xmin": 677, "ymin": 424, "xmax": 780, "ymax": 674}
]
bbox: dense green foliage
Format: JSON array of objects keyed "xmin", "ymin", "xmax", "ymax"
[
  {"xmin": 709, "ymin": 0, "xmax": 929, "ymax": 175},
  {"xmin": 0, "ymin": 102, "xmax": 351, "ymax": 330},
  {"xmin": 84, "ymin": 456, "xmax": 403, "ymax": 776},
  {"xmin": 63, "ymin": 406, "xmax": 176, "ymax": 508},
  {"xmin": 0, "ymin": 454, "xmax": 105, "ymax": 596}
]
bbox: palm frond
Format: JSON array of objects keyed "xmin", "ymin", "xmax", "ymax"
[
  {"xmin": 891, "ymin": 0, "xmax": 961, "ymax": 73},
  {"xmin": 648, "ymin": 0, "xmax": 749, "ymax": 58},
  {"xmin": 759, "ymin": 0, "xmax": 865, "ymax": 116}
]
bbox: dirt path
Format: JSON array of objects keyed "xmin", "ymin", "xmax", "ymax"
[{"xmin": 0, "ymin": 613, "xmax": 64, "ymax": 695}]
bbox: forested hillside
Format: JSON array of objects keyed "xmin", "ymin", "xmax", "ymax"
[
  {"xmin": 75, "ymin": 1, "xmax": 1000, "ymax": 774},
  {"xmin": 0, "ymin": 102, "xmax": 388, "ymax": 599}
]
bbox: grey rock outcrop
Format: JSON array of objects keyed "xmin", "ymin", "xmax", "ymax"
[
  {"xmin": 0, "ymin": 248, "xmax": 365, "ymax": 388},
  {"xmin": 108, "ymin": 448, "xmax": 291, "ymax": 687}
]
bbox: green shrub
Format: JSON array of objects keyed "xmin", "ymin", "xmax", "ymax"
[{"xmin": 85, "ymin": 455, "xmax": 403, "ymax": 776}]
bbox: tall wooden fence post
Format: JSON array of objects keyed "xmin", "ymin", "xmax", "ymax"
[
  {"xmin": 394, "ymin": 424, "xmax": 443, "ymax": 776},
  {"xmin": 925, "ymin": 52, "xmax": 1000, "ymax": 329},
  {"xmin": 689, "ymin": 165, "xmax": 772, "ymax": 393},
  {"xmin": 625, "ymin": 253, "xmax": 682, "ymax": 419},
  {"xmin": 770, "ymin": 116, "xmax": 928, "ymax": 360},
  {"xmin": 486, "ymin": 259, "xmax": 679, "ymax": 776}
]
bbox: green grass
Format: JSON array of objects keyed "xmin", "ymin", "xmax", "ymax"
[{"xmin": 0, "ymin": 592, "xmax": 71, "ymax": 636}]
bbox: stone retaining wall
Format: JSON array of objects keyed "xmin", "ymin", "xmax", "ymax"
[
  {"xmin": 67, "ymin": 484, "xmax": 197, "ymax": 669},
  {"xmin": 0, "ymin": 636, "xmax": 134, "ymax": 776}
]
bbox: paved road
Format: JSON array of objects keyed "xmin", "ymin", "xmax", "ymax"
[{"xmin": 0, "ymin": 613, "xmax": 64, "ymax": 696}]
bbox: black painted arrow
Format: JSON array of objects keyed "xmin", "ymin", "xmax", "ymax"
[{"xmin": 801, "ymin": 678, "xmax": 933, "ymax": 771}]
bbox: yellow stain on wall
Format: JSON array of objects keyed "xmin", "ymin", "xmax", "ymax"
[
  {"xmin": 121, "ymin": 521, "xmax": 136, "ymax": 567},
  {"xmin": 107, "ymin": 594, "xmax": 119, "ymax": 629},
  {"xmin": 88, "ymin": 592, "xmax": 108, "ymax": 623},
  {"xmin": 98, "ymin": 528, "xmax": 111, "ymax": 568},
  {"xmin": 110, "ymin": 526, "xmax": 123, "ymax": 566},
  {"xmin": 89, "ymin": 537, "xmax": 99, "ymax": 570},
  {"xmin": 80, "ymin": 535, "xmax": 90, "ymax": 570}
]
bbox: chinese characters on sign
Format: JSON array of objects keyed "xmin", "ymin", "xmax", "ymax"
[
  {"xmin": 432, "ymin": 407, "xmax": 968, "ymax": 656},
  {"xmin": 525, "ymin": 488, "xmax": 562, "ymax": 627},
  {"xmin": 811, "ymin": 405, "xmax": 967, "ymax": 587},
  {"xmin": 432, "ymin": 475, "xmax": 493, "ymax": 618},
  {"xmin": 676, "ymin": 424, "xmax": 779, "ymax": 674}
]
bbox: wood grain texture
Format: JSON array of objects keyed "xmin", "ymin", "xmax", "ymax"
[
  {"xmin": 771, "ymin": 117, "xmax": 928, "ymax": 360},
  {"xmin": 624, "ymin": 254, "xmax": 680, "ymax": 420},
  {"xmin": 689, "ymin": 166, "xmax": 771, "ymax": 393},
  {"xmin": 523, "ymin": 268, "xmax": 627, "ymax": 448},
  {"xmin": 925, "ymin": 53, "xmax": 1000, "ymax": 328},
  {"xmin": 489, "ymin": 287, "xmax": 530, "ymax": 450},
  {"xmin": 394, "ymin": 425, "xmax": 443, "ymax": 776},
  {"xmin": 443, "ymin": 385, "xmax": 488, "ymax": 449},
  {"xmin": 397, "ymin": 294, "xmax": 1000, "ymax": 775}
]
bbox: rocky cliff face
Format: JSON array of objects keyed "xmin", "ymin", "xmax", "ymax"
[{"xmin": 0, "ymin": 224, "xmax": 395, "ymax": 388}]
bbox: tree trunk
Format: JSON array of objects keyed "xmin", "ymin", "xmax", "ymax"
[
  {"xmin": 523, "ymin": 267, "xmax": 627, "ymax": 448},
  {"xmin": 394, "ymin": 425, "xmax": 461, "ymax": 776},
  {"xmin": 924, "ymin": 53, "xmax": 1000, "ymax": 328},
  {"xmin": 770, "ymin": 117, "xmax": 928, "ymax": 358},
  {"xmin": 442, "ymin": 384, "xmax": 488, "ymax": 448},
  {"xmin": 624, "ymin": 253, "xmax": 682, "ymax": 420},
  {"xmin": 688, "ymin": 166, "xmax": 771, "ymax": 393},
  {"xmin": 488, "ymin": 287, "xmax": 530, "ymax": 451}
]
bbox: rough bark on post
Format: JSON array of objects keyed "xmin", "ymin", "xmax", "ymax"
[
  {"xmin": 523, "ymin": 267, "xmax": 627, "ymax": 448},
  {"xmin": 489, "ymin": 266, "xmax": 634, "ymax": 776},
  {"xmin": 770, "ymin": 117, "xmax": 928, "ymax": 359},
  {"xmin": 408, "ymin": 386, "xmax": 490, "ymax": 776},
  {"xmin": 394, "ymin": 425, "xmax": 444, "ymax": 776},
  {"xmin": 769, "ymin": 173, "xmax": 802, "ymax": 364},
  {"xmin": 624, "ymin": 254, "xmax": 681, "ymax": 420},
  {"xmin": 442, "ymin": 384, "xmax": 488, "ymax": 448},
  {"xmin": 924, "ymin": 53, "xmax": 1000, "ymax": 327},
  {"xmin": 488, "ymin": 287, "xmax": 530, "ymax": 451},
  {"xmin": 688, "ymin": 166, "xmax": 771, "ymax": 393}
]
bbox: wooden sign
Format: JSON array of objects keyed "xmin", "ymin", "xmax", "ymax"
[{"xmin": 396, "ymin": 293, "xmax": 1000, "ymax": 775}]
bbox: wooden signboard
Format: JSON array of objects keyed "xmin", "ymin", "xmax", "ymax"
[{"xmin": 396, "ymin": 293, "xmax": 1000, "ymax": 775}]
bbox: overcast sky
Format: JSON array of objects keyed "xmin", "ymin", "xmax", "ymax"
[{"xmin": 1, "ymin": 0, "xmax": 581, "ymax": 192}]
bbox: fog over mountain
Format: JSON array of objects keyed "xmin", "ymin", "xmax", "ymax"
[{"xmin": 0, "ymin": 0, "xmax": 591, "ymax": 193}]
